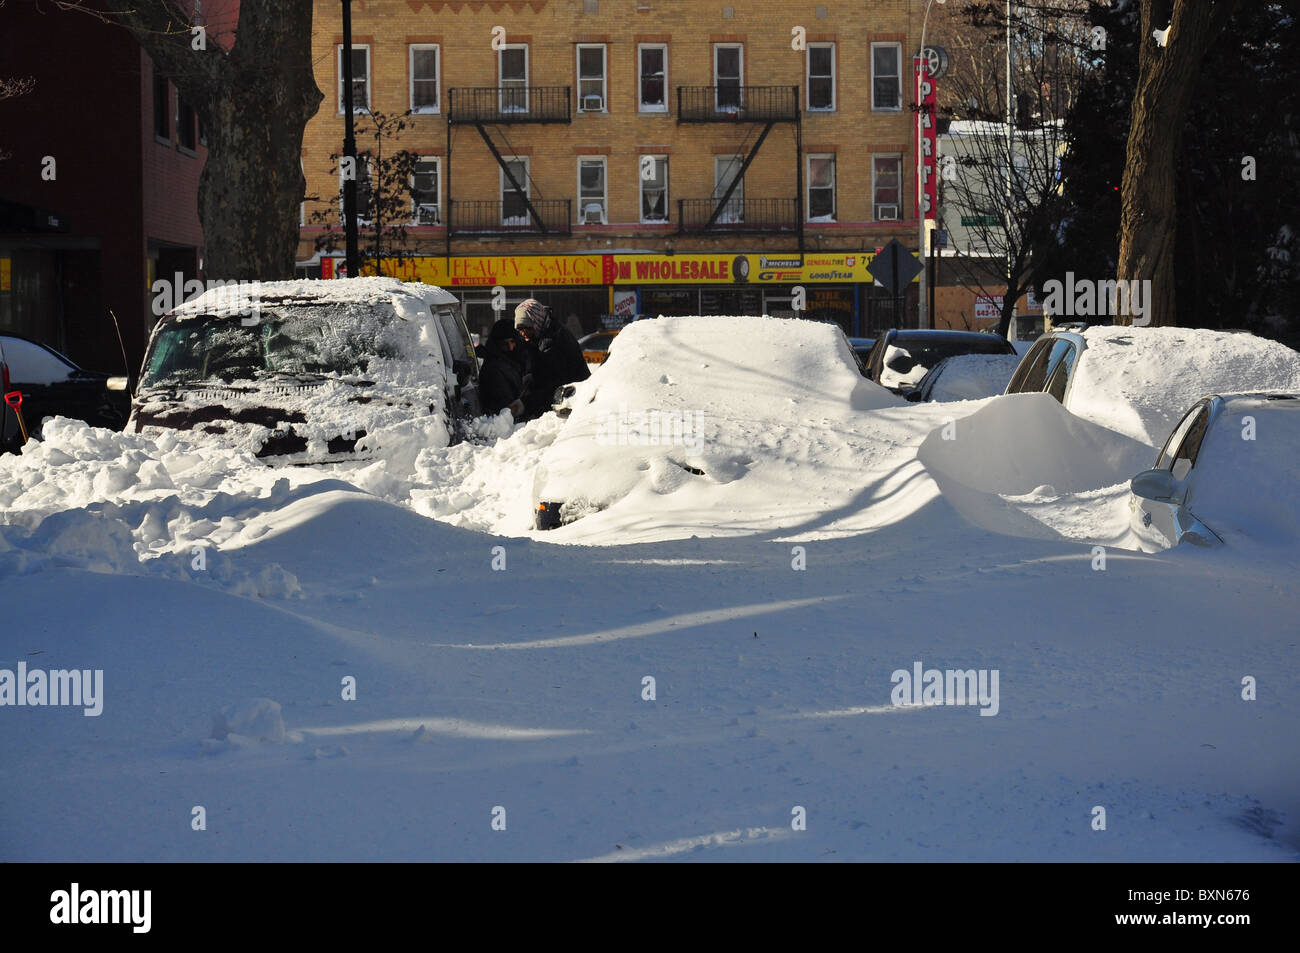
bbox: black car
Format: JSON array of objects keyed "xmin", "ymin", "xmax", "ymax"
[
  {"xmin": 863, "ymin": 329, "xmax": 1017, "ymax": 394},
  {"xmin": 1, "ymin": 333, "xmax": 129, "ymax": 452}
]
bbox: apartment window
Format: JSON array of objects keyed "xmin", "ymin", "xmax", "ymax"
[
  {"xmin": 638, "ymin": 44, "xmax": 667, "ymax": 112},
  {"xmin": 808, "ymin": 154, "xmax": 836, "ymax": 220},
  {"xmin": 410, "ymin": 44, "xmax": 440, "ymax": 113},
  {"xmin": 807, "ymin": 43, "xmax": 835, "ymax": 111},
  {"xmin": 499, "ymin": 44, "xmax": 528, "ymax": 113},
  {"xmin": 872, "ymin": 154, "xmax": 901, "ymax": 220},
  {"xmin": 871, "ymin": 42, "xmax": 901, "ymax": 110},
  {"xmin": 338, "ymin": 44, "xmax": 370, "ymax": 112},
  {"xmin": 501, "ymin": 158, "xmax": 529, "ymax": 224},
  {"xmin": 578, "ymin": 157, "xmax": 607, "ymax": 224},
  {"xmin": 577, "ymin": 44, "xmax": 606, "ymax": 112},
  {"xmin": 714, "ymin": 156, "xmax": 744, "ymax": 223},
  {"xmin": 153, "ymin": 66, "xmax": 170, "ymax": 140},
  {"xmin": 713, "ymin": 43, "xmax": 743, "ymax": 111},
  {"xmin": 639, "ymin": 156, "xmax": 668, "ymax": 223},
  {"xmin": 412, "ymin": 157, "xmax": 441, "ymax": 224},
  {"xmin": 177, "ymin": 95, "xmax": 197, "ymax": 151}
]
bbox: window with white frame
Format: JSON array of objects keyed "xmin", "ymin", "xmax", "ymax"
[
  {"xmin": 871, "ymin": 42, "xmax": 901, "ymax": 110},
  {"xmin": 714, "ymin": 156, "xmax": 744, "ymax": 222},
  {"xmin": 578, "ymin": 157, "xmax": 607, "ymax": 224},
  {"xmin": 639, "ymin": 155, "xmax": 668, "ymax": 222},
  {"xmin": 577, "ymin": 44, "xmax": 606, "ymax": 112},
  {"xmin": 501, "ymin": 158, "xmax": 529, "ymax": 224},
  {"xmin": 872, "ymin": 154, "xmax": 901, "ymax": 220},
  {"xmin": 807, "ymin": 154, "xmax": 836, "ymax": 220},
  {"xmin": 713, "ymin": 44, "xmax": 743, "ymax": 111},
  {"xmin": 410, "ymin": 44, "xmax": 439, "ymax": 113},
  {"xmin": 807, "ymin": 43, "xmax": 835, "ymax": 111},
  {"xmin": 638, "ymin": 44, "xmax": 667, "ymax": 112},
  {"xmin": 412, "ymin": 157, "xmax": 441, "ymax": 224},
  {"xmin": 338, "ymin": 44, "xmax": 370, "ymax": 112},
  {"xmin": 499, "ymin": 45, "xmax": 528, "ymax": 112}
]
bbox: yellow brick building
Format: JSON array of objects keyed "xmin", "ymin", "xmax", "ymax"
[{"xmin": 301, "ymin": 0, "xmax": 928, "ymax": 337}]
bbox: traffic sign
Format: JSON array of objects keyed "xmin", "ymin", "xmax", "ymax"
[{"xmin": 868, "ymin": 238, "xmax": 923, "ymax": 295}]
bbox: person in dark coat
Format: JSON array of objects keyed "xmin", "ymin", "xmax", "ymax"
[
  {"xmin": 478, "ymin": 317, "xmax": 529, "ymax": 420},
  {"xmin": 514, "ymin": 298, "xmax": 589, "ymax": 418}
]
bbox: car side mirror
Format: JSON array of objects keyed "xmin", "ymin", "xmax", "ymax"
[
  {"xmin": 886, "ymin": 352, "xmax": 915, "ymax": 374},
  {"xmin": 1130, "ymin": 468, "xmax": 1177, "ymax": 501}
]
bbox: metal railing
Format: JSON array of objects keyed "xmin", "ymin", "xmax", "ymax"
[
  {"xmin": 447, "ymin": 199, "xmax": 572, "ymax": 235},
  {"xmin": 676, "ymin": 85, "xmax": 799, "ymax": 122},
  {"xmin": 676, "ymin": 197, "xmax": 800, "ymax": 233},
  {"xmin": 448, "ymin": 86, "xmax": 572, "ymax": 123}
]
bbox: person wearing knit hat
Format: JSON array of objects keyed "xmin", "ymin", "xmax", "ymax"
[
  {"xmin": 479, "ymin": 317, "xmax": 530, "ymax": 419},
  {"xmin": 513, "ymin": 298, "xmax": 590, "ymax": 419}
]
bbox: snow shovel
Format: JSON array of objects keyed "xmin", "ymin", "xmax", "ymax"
[{"xmin": 4, "ymin": 389, "xmax": 29, "ymax": 446}]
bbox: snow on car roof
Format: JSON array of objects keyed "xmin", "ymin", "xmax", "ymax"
[
  {"xmin": 1067, "ymin": 326, "xmax": 1300, "ymax": 447},
  {"xmin": 167, "ymin": 277, "xmax": 456, "ymax": 319}
]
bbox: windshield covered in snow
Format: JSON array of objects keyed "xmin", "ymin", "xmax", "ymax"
[{"xmin": 140, "ymin": 303, "xmax": 408, "ymax": 388}]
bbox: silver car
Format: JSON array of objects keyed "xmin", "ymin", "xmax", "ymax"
[{"xmin": 1128, "ymin": 393, "xmax": 1300, "ymax": 550}]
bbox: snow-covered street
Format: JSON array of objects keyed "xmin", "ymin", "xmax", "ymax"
[{"xmin": 3, "ymin": 335, "xmax": 1296, "ymax": 860}]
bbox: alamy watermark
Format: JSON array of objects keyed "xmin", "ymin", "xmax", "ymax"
[
  {"xmin": 594, "ymin": 404, "xmax": 706, "ymax": 453},
  {"xmin": 50, "ymin": 884, "xmax": 150, "ymax": 933},
  {"xmin": 1039, "ymin": 272, "xmax": 1152, "ymax": 326},
  {"xmin": 150, "ymin": 272, "xmax": 262, "ymax": 326},
  {"xmin": 0, "ymin": 663, "xmax": 103, "ymax": 716},
  {"xmin": 890, "ymin": 660, "xmax": 1000, "ymax": 716}
]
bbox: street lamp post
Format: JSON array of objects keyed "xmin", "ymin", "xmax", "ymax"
[
  {"xmin": 917, "ymin": 0, "xmax": 944, "ymax": 329},
  {"xmin": 341, "ymin": 0, "xmax": 360, "ymax": 278}
]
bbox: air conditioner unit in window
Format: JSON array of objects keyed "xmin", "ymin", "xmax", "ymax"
[
  {"xmin": 581, "ymin": 203, "xmax": 606, "ymax": 224},
  {"xmin": 582, "ymin": 93, "xmax": 604, "ymax": 111},
  {"xmin": 877, "ymin": 205, "xmax": 898, "ymax": 220},
  {"xmin": 417, "ymin": 204, "xmax": 440, "ymax": 225}
]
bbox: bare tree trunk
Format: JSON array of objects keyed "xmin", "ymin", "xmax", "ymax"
[{"xmin": 1116, "ymin": 0, "xmax": 1240, "ymax": 325}]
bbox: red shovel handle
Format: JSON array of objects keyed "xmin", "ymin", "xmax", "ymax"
[{"xmin": 3, "ymin": 390, "xmax": 21, "ymax": 409}]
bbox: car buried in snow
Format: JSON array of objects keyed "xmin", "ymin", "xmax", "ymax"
[
  {"xmin": 532, "ymin": 315, "xmax": 899, "ymax": 530},
  {"xmin": 1128, "ymin": 393, "xmax": 1300, "ymax": 550},
  {"xmin": 127, "ymin": 278, "xmax": 480, "ymax": 464}
]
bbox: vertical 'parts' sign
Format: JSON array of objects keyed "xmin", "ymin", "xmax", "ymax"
[{"xmin": 915, "ymin": 56, "xmax": 938, "ymax": 222}]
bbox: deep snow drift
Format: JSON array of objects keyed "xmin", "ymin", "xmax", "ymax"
[{"xmin": 2, "ymin": 318, "xmax": 1297, "ymax": 861}]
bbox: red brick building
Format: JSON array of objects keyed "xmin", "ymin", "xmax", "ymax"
[{"xmin": 0, "ymin": 0, "xmax": 238, "ymax": 373}]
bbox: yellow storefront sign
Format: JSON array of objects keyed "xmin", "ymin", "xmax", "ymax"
[
  {"xmin": 0, "ymin": 258, "xmax": 11, "ymax": 291},
  {"xmin": 373, "ymin": 254, "xmax": 605, "ymax": 286},
  {"xmin": 356, "ymin": 250, "xmax": 915, "ymax": 287}
]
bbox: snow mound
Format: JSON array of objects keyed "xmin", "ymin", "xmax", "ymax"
[
  {"xmin": 534, "ymin": 315, "xmax": 903, "ymax": 536},
  {"xmin": 1068, "ymin": 327, "xmax": 1300, "ymax": 447},
  {"xmin": 207, "ymin": 698, "xmax": 290, "ymax": 751},
  {"xmin": 918, "ymin": 393, "xmax": 1152, "ymax": 539},
  {"xmin": 920, "ymin": 393, "xmax": 1152, "ymax": 495}
]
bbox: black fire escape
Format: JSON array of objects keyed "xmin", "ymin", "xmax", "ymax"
[
  {"xmin": 445, "ymin": 85, "xmax": 573, "ymax": 258},
  {"xmin": 675, "ymin": 84, "xmax": 802, "ymax": 251}
]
